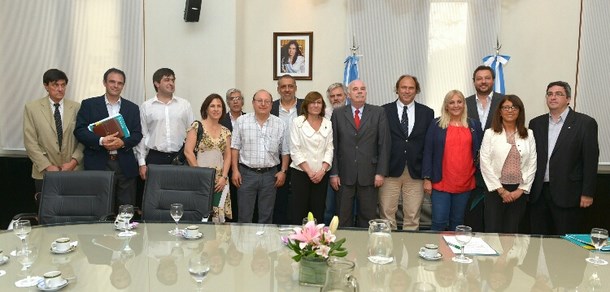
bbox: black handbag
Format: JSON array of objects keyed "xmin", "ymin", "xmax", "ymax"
[{"xmin": 171, "ymin": 121, "xmax": 203, "ymax": 165}]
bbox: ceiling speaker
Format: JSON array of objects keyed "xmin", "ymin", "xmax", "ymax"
[{"xmin": 184, "ymin": 0, "xmax": 202, "ymax": 22}]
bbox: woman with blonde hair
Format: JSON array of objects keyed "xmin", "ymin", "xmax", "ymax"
[{"xmin": 422, "ymin": 90, "xmax": 483, "ymax": 231}]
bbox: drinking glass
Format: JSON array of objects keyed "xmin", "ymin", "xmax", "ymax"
[
  {"xmin": 118, "ymin": 204, "xmax": 135, "ymax": 236},
  {"xmin": 452, "ymin": 225, "xmax": 473, "ymax": 264},
  {"xmin": 170, "ymin": 203, "xmax": 184, "ymax": 236},
  {"xmin": 14, "ymin": 247, "xmax": 40, "ymax": 287},
  {"xmin": 189, "ymin": 254, "xmax": 210, "ymax": 288},
  {"xmin": 586, "ymin": 228, "xmax": 608, "ymax": 265},
  {"xmin": 13, "ymin": 220, "xmax": 31, "ymax": 253}
]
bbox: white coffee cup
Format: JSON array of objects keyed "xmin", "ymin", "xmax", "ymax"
[
  {"xmin": 185, "ymin": 225, "xmax": 199, "ymax": 237},
  {"xmin": 52, "ymin": 237, "xmax": 71, "ymax": 252},
  {"xmin": 43, "ymin": 270, "xmax": 64, "ymax": 288},
  {"xmin": 420, "ymin": 243, "xmax": 439, "ymax": 258}
]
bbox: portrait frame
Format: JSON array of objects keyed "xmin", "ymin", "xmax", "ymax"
[{"xmin": 273, "ymin": 32, "xmax": 313, "ymax": 80}]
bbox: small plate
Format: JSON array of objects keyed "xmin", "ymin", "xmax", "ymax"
[
  {"xmin": 114, "ymin": 222, "xmax": 139, "ymax": 231},
  {"xmin": 37, "ymin": 279, "xmax": 68, "ymax": 291},
  {"xmin": 0, "ymin": 255, "xmax": 8, "ymax": 265},
  {"xmin": 419, "ymin": 251, "xmax": 442, "ymax": 261},
  {"xmin": 182, "ymin": 231, "xmax": 203, "ymax": 240},
  {"xmin": 50, "ymin": 245, "xmax": 76, "ymax": 254}
]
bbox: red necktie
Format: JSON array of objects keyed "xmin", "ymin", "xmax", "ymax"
[{"xmin": 354, "ymin": 109, "xmax": 361, "ymax": 130}]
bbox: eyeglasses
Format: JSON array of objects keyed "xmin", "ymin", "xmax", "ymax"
[
  {"xmin": 230, "ymin": 96, "xmax": 243, "ymax": 101},
  {"xmin": 254, "ymin": 99, "xmax": 272, "ymax": 105},
  {"xmin": 546, "ymin": 91, "xmax": 566, "ymax": 97},
  {"xmin": 501, "ymin": 105, "xmax": 519, "ymax": 112}
]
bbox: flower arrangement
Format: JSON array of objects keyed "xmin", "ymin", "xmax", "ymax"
[{"xmin": 285, "ymin": 213, "xmax": 347, "ymax": 262}]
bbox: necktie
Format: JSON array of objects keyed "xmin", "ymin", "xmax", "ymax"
[
  {"xmin": 54, "ymin": 103, "xmax": 63, "ymax": 150},
  {"xmin": 354, "ymin": 109, "xmax": 361, "ymax": 130},
  {"xmin": 401, "ymin": 105, "xmax": 409, "ymax": 137}
]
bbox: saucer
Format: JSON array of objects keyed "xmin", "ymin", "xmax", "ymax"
[
  {"xmin": 37, "ymin": 279, "xmax": 68, "ymax": 291},
  {"xmin": 114, "ymin": 222, "xmax": 139, "ymax": 231},
  {"xmin": 50, "ymin": 243, "xmax": 77, "ymax": 254},
  {"xmin": 419, "ymin": 251, "xmax": 442, "ymax": 261},
  {"xmin": 0, "ymin": 255, "xmax": 8, "ymax": 265},
  {"xmin": 182, "ymin": 231, "xmax": 203, "ymax": 240}
]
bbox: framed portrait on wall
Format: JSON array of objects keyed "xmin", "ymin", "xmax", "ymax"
[{"xmin": 273, "ymin": 32, "xmax": 313, "ymax": 80}]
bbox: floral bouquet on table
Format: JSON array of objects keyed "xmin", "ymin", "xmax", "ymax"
[{"xmin": 285, "ymin": 212, "xmax": 347, "ymax": 262}]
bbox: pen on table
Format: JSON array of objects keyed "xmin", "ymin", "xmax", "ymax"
[{"xmin": 446, "ymin": 242, "xmax": 462, "ymax": 250}]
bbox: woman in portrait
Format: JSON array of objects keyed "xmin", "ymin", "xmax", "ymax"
[
  {"xmin": 184, "ymin": 93, "xmax": 232, "ymax": 222},
  {"xmin": 422, "ymin": 90, "xmax": 483, "ymax": 231},
  {"xmin": 281, "ymin": 40, "xmax": 305, "ymax": 74},
  {"xmin": 480, "ymin": 95, "xmax": 536, "ymax": 233},
  {"xmin": 289, "ymin": 91, "xmax": 333, "ymax": 224}
]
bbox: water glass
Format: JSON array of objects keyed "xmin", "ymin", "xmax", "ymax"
[
  {"xmin": 170, "ymin": 203, "xmax": 184, "ymax": 236},
  {"xmin": 452, "ymin": 225, "xmax": 473, "ymax": 264},
  {"xmin": 586, "ymin": 227, "xmax": 608, "ymax": 265}
]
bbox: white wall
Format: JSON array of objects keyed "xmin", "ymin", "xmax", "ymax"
[{"xmin": 500, "ymin": 0, "xmax": 580, "ymax": 119}]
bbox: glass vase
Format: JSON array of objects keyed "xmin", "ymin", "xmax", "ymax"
[{"xmin": 299, "ymin": 257, "xmax": 327, "ymax": 287}]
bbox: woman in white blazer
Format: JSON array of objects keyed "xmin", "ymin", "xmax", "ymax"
[
  {"xmin": 289, "ymin": 91, "xmax": 334, "ymax": 224},
  {"xmin": 480, "ymin": 95, "xmax": 536, "ymax": 233}
]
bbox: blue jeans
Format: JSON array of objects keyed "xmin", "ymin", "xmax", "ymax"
[{"xmin": 430, "ymin": 190, "xmax": 470, "ymax": 231}]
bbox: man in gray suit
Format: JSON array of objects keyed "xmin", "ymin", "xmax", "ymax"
[{"xmin": 330, "ymin": 79, "xmax": 390, "ymax": 227}]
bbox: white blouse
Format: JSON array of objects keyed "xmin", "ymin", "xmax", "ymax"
[{"xmin": 289, "ymin": 115, "xmax": 334, "ymax": 172}]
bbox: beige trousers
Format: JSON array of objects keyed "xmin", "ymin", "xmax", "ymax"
[{"xmin": 378, "ymin": 166, "xmax": 424, "ymax": 230}]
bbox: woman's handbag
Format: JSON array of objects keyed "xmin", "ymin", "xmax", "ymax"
[{"xmin": 171, "ymin": 121, "xmax": 203, "ymax": 165}]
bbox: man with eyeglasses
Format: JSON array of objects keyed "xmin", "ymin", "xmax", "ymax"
[
  {"xmin": 464, "ymin": 65, "xmax": 504, "ymax": 232},
  {"xmin": 24, "ymin": 69, "xmax": 84, "ymax": 204},
  {"xmin": 135, "ymin": 68, "xmax": 193, "ymax": 181},
  {"xmin": 221, "ymin": 88, "xmax": 246, "ymax": 132},
  {"xmin": 231, "ymin": 90, "xmax": 289, "ymax": 223},
  {"xmin": 528, "ymin": 81, "xmax": 599, "ymax": 235},
  {"xmin": 270, "ymin": 74, "xmax": 303, "ymax": 224}
]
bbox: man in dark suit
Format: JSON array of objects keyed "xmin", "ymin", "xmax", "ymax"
[
  {"xmin": 220, "ymin": 88, "xmax": 246, "ymax": 132},
  {"xmin": 380, "ymin": 75, "xmax": 434, "ymax": 230},
  {"xmin": 464, "ymin": 65, "xmax": 503, "ymax": 232},
  {"xmin": 330, "ymin": 79, "xmax": 391, "ymax": 227},
  {"xmin": 270, "ymin": 75, "xmax": 303, "ymax": 224},
  {"xmin": 221, "ymin": 88, "xmax": 245, "ymax": 222},
  {"xmin": 528, "ymin": 81, "xmax": 598, "ymax": 235},
  {"xmin": 74, "ymin": 68, "xmax": 143, "ymax": 210}
]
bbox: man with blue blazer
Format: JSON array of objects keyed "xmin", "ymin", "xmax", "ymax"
[
  {"xmin": 528, "ymin": 81, "xmax": 598, "ymax": 235},
  {"xmin": 74, "ymin": 68, "xmax": 143, "ymax": 210},
  {"xmin": 380, "ymin": 75, "xmax": 434, "ymax": 230},
  {"xmin": 330, "ymin": 79, "xmax": 390, "ymax": 227}
]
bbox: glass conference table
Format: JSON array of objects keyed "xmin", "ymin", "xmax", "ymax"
[{"xmin": 0, "ymin": 222, "xmax": 608, "ymax": 291}]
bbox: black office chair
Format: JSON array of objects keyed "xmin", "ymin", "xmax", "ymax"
[
  {"xmin": 142, "ymin": 164, "xmax": 215, "ymax": 223},
  {"xmin": 13, "ymin": 170, "xmax": 115, "ymax": 226}
]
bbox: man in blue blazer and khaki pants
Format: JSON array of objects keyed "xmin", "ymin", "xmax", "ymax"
[
  {"xmin": 74, "ymin": 68, "xmax": 143, "ymax": 211},
  {"xmin": 380, "ymin": 75, "xmax": 434, "ymax": 230}
]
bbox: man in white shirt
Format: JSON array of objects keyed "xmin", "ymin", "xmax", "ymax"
[{"xmin": 135, "ymin": 68, "xmax": 193, "ymax": 180}]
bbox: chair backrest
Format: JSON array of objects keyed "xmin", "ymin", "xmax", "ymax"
[
  {"xmin": 142, "ymin": 164, "xmax": 215, "ymax": 223},
  {"xmin": 39, "ymin": 171, "xmax": 115, "ymax": 225}
]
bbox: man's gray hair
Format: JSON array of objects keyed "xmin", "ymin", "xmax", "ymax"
[
  {"xmin": 326, "ymin": 82, "xmax": 347, "ymax": 99},
  {"xmin": 225, "ymin": 88, "xmax": 243, "ymax": 102}
]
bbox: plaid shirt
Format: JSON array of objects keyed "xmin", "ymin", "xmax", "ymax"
[{"xmin": 231, "ymin": 113, "xmax": 289, "ymax": 168}]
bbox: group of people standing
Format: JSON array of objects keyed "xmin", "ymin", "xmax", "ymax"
[{"xmin": 24, "ymin": 65, "xmax": 598, "ymax": 236}]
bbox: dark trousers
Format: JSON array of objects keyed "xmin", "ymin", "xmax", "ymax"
[
  {"xmin": 237, "ymin": 165, "xmax": 277, "ymax": 223},
  {"xmin": 273, "ymin": 168, "xmax": 292, "ymax": 224},
  {"xmin": 337, "ymin": 184, "xmax": 378, "ymax": 228},
  {"xmin": 106, "ymin": 160, "xmax": 136, "ymax": 212},
  {"xmin": 484, "ymin": 184, "xmax": 527, "ymax": 233},
  {"xmin": 145, "ymin": 149, "xmax": 178, "ymax": 165},
  {"xmin": 530, "ymin": 182, "xmax": 584, "ymax": 235},
  {"xmin": 290, "ymin": 169, "xmax": 329, "ymax": 225}
]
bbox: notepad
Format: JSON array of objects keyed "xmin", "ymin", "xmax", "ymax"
[
  {"xmin": 563, "ymin": 234, "xmax": 610, "ymax": 252},
  {"xmin": 443, "ymin": 236, "xmax": 499, "ymax": 256}
]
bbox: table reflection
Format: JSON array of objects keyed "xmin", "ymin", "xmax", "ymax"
[{"xmin": 0, "ymin": 223, "xmax": 607, "ymax": 291}]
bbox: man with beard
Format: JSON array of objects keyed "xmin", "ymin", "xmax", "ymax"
[{"xmin": 464, "ymin": 65, "xmax": 503, "ymax": 232}]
